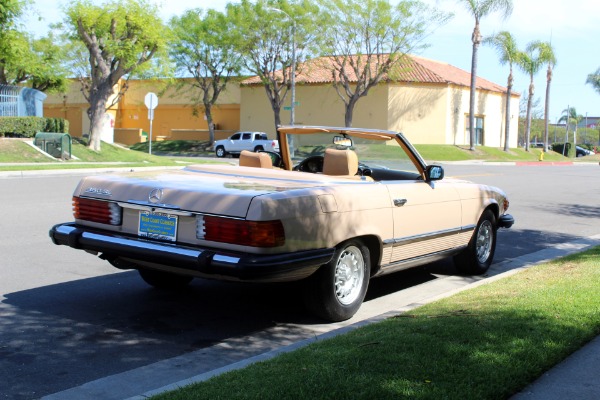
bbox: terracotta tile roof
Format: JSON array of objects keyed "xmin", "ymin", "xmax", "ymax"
[{"xmin": 241, "ymin": 54, "xmax": 507, "ymax": 93}]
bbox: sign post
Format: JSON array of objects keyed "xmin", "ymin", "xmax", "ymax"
[{"xmin": 144, "ymin": 92, "xmax": 158, "ymax": 154}]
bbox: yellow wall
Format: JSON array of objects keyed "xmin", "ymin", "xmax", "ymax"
[
  {"xmin": 44, "ymin": 76, "xmax": 519, "ymax": 148},
  {"xmin": 43, "ymin": 79, "xmax": 241, "ymax": 142}
]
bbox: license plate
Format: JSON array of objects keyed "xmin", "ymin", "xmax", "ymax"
[{"xmin": 138, "ymin": 211, "xmax": 178, "ymax": 242}]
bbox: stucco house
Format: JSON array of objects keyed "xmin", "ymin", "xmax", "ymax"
[
  {"xmin": 241, "ymin": 54, "xmax": 520, "ymax": 148},
  {"xmin": 43, "ymin": 54, "xmax": 518, "ymax": 148}
]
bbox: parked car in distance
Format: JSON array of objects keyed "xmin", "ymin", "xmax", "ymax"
[
  {"xmin": 576, "ymin": 146, "xmax": 593, "ymax": 157},
  {"xmin": 213, "ymin": 131, "xmax": 279, "ymax": 158},
  {"xmin": 50, "ymin": 125, "xmax": 514, "ymax": 322}
]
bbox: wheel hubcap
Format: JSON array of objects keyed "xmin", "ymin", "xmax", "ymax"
[
  {"xmin": 334, "ymin": 246, "xmax": 364, "ymax": 305},
  {"xmin": 475, "ymin": 220, "xmax": 493, "ymax": 263}
]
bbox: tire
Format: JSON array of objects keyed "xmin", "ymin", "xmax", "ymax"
[
  {"xmin": 454, "ymin": 209, "xmax": 497, "ymax": 275},
  {"xmin": 215, "ymin": 146, "xmax": 226, "ymax": 158},
  {"xmin": 253, "ymin": 145, "xmax": 264, "ymax": 152},
  {"xmin": 138, "ymin": 269, "xmax": 193, "ymax": 289},
  {"xmin": 304, "ymin": 240, "xmax": 370, "ymax": 322}
]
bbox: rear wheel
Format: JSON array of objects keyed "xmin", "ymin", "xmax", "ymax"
[
  {"xmin": 454, "ymin": 209, "xmax": 497, "ymax": 275},
  {"xmin": 253, "ymin": 145, "xmax": 264, "ymax": 152},
  {"xmin": 138, "ymin": 269, "xmax": 193, "ymax": 289},
  {"xmin": 304, "ymin": 240, "xmax": 370, "ymax": 322}
]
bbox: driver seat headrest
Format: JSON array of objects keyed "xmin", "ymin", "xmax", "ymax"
[{"xmin": 239, "ymin": 150, "xmax": 273, "ymax": 168}]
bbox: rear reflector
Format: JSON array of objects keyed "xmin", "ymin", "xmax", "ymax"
[
  {"xmin": 197, "ymin": 215, "xmax": 285, "ymax": 247},
  {"xmin": 73, "ymin": 197, "xmax": 122, "ymax": 225}
]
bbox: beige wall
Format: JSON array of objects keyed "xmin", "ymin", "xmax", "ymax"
[
  {"xmin": 240, "ymin": 83, "xmax": 390, "ymax": 138},
  {"xmin": 388, "ymin": 83, "xmax": 447, "ymax": 144},
  {"xmin": 44, "ymin": 76, "xmax": 519, "ymax": 148}
]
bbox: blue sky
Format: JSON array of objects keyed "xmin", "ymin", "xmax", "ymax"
[{"xmin": 25, "ymin": 0, "xmax": 600, "ymax": 123}]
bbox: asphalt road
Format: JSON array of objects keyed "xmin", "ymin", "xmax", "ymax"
[{"xmin": 0, "ymin": 163, "xmax": 598, "ymax": 399}]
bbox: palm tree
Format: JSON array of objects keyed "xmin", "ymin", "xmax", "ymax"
[
  {"xmin": 458, "ymin": 0, "xmax": 513, "ymax": 150},
  {"xmin": 586, "ymin": 68, "xmax": 600, "ymax": 95},
  {"xmin": 516, "ymin": 42, "xmax": 546, "ymax": 152},
  {"xmin": 558, "ymin": 107, "xmax": 583, "ymax": 154},
  {"xmin": 535, "ymin": 41, "xmax": 557, "ymax": 152},
  {"xmin": 483, "ymin": 31, "xmax": 519, "ymax": 152}
]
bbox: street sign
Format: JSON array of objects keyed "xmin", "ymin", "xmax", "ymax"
[
  {"xmin": 144, "ymin": 92, "xmax": 158, "ymax": 111},
  {"xmin": 144, "ymin": 92, "xmax": 158, "ymax": 155}
]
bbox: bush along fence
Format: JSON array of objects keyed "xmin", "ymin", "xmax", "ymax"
[{"xmin": 0, "ymin": 117, "xmax": 69, "ymax": 138}]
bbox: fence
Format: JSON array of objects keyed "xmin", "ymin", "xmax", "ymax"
[{"xmin": 0, "ymin": 85, "xmax": 19, "ymax": 117}]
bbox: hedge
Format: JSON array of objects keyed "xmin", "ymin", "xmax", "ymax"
[
  {"xmin": 0, "ymin": 117, "xmax": 69, "ymax": 138},
  {"xmin": 551, "ymin": 142, "xmax": 575, "ymax": 158}
]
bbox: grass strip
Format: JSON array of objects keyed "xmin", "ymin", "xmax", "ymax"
[{"xmin": 153, "ymin": 247, "xmax": 600, "ymax": 400}]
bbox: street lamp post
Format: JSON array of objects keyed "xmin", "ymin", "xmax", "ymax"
[{"xmin": 268, "ymin": 7, "xmax": 296, "ymax": 125}]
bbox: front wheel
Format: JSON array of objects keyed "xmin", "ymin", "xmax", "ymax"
[
  {"xmin": 215, "ymin": 146, "xmax": 226, "ymax": 158},
  {"xmin": 454, "ymin": 209, "xmax": 497, "ymax": 275},
  {"xmin": 304, "ymin": 240, "xmax": 370, "ymax": 322},
  {"xmin": 138, "ymin": 269, "xmax": 193, "ymax": 289}
]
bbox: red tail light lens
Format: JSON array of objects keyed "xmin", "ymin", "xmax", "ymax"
[
  {"xmin": 198, "ymin": 216, "xmax": 285, "ymax": 248},
  {"xmin": 73, "ymin": 197, "xmax": 122, "ymax": 225}
]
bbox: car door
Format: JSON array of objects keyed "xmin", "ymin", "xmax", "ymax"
[
  {"xmin": 228, "ymin": 133, "xmax": 242, "ymax": 151},
  {"xmin": 383, "ymin": 179, "xmax": 463, "ymax": 265}
]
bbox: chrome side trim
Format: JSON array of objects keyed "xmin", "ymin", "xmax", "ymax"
[
  {"xmin": 376, "ymin": 247, "xmax": 467, "ymax": 276},
  {"xmin": 382, "ymin": 225, "xmax": 476, "ymax": 247}
]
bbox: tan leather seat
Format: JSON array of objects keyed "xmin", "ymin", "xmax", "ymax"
[
  {"xmin": 239, "ymin": 150, "xmax": 273, "ymax": 168},
  {"xmin": 322, "ymin": 148, "xmax": 359, "ymax": 176}
]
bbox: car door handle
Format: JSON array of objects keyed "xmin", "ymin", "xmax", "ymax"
[{"xmin": 393, "ymin": 198, "xmax": 407, "ymax": 207}]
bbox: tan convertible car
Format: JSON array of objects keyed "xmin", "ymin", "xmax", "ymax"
[{"xmin": 50, "ymin": 125, "xmax": 513, "ymax": 321}]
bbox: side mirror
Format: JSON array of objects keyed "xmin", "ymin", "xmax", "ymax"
[{"xmin": 425, "ymin": 165, "xmax": 444, "ymax": 181}]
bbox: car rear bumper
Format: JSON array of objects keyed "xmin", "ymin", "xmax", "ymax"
[
  {"xmin": 498, "ymin": 214, "xmax": 515, "ymax": 229},
  {"xmin": 49, "ymin": 223, "xmax": 334, "ymax": 282}
]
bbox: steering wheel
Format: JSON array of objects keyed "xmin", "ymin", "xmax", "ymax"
[{"xmin": 293, "ymin": 155, "xmax": 324, "ymax": 173}]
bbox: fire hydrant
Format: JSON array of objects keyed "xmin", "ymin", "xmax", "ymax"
[{"xmin": 539, "ymin": 150, "xmax": 544, "ymax": 162}]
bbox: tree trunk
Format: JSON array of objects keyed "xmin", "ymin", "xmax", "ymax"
[
  {"xmin": 504, "ymin": 69, "xmax": 513, "ymax": 152},
  {"xmin": 204, "ymin": 104, "xmax": 215, "ymax": 146},
  {"xmin": 87, "ymin": 84, "xmax": 113, "ymax": 151},
  {"xmin": 543, "ymin": 65, "xmax": 552, "ymax": 150},
  {"xmin": 344, "ymin": 96, "xmax": 358, "ymax": 127},
  {"xmin": 468, "ymin": 21, "xmax": 482, "ymax": 151},
  {"xmin": 525, "ymin": 80, "xmax": 534, "ymax": 152}
]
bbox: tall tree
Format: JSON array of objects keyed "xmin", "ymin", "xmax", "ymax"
[
  {"xmin": 586, "ymin": 68, "xmax": 600, "ymax": 95},
  {"xmin": 170, "ymin": 8, "xmax": 242, "ymax": 146},
  {"xmin": 319, "ymin": 0, "xmax": 448, "ymax": 127},
  {"xmin": 0, "ymin": 1, "xmax": 68, "ymax": 92},
  {"xmin": 516, "ymin": 42, "xmax": 546, "ymax": 152},
  {"xmin": 227, "ymin": 0, "xmax": 319, "ymax": 133},
  {"xmin": 64, "ymin": 0, "xmax": 168, "ymax": 151},
  {"xmin": 535, "ymin": 41, "xmax": 556, "ymax": 152},
  {"xmin": 483, "ymin": 31, "xmax": 519, "ymax": 151},
  {"xmin": 457, "ymin": 0, "xmax": 513, "ymax": 150},
  {"xmin": 558, "ymin": 107, "xmax": 583, "ymax": 152}
]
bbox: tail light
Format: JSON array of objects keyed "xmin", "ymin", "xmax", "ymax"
[
  {"xmin": 196, "ymin": 215, "xmax": 284, "ymax": 247},
  {"xmin": 73, "ymin": 197, "xmax": 122, "ymax": 225}
]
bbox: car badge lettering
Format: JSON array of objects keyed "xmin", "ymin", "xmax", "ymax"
[
  {"xmin": 149, "ymin": 188, "xmax": 163, "ymax": 204},
  {"xmin": 85, "ymin": 187, "xmax": 112, "ymax": 196}
]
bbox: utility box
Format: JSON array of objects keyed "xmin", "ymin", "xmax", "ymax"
[{"xmin": 34, "ymin": 132, "xmax": 72, "ymax": 159}]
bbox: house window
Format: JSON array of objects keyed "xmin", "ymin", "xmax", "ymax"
[{"xmin": 465, "ymin": 116, "xmax": 484, "ymax": 145}]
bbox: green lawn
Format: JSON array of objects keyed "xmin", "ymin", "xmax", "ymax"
[
  {"xmin": 2, "ymin": 138, "xmax": 596, "ymax": 170},
  {"xmin": 153, "ymin": 247, "xmax": 600, "ymax": 400}
]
